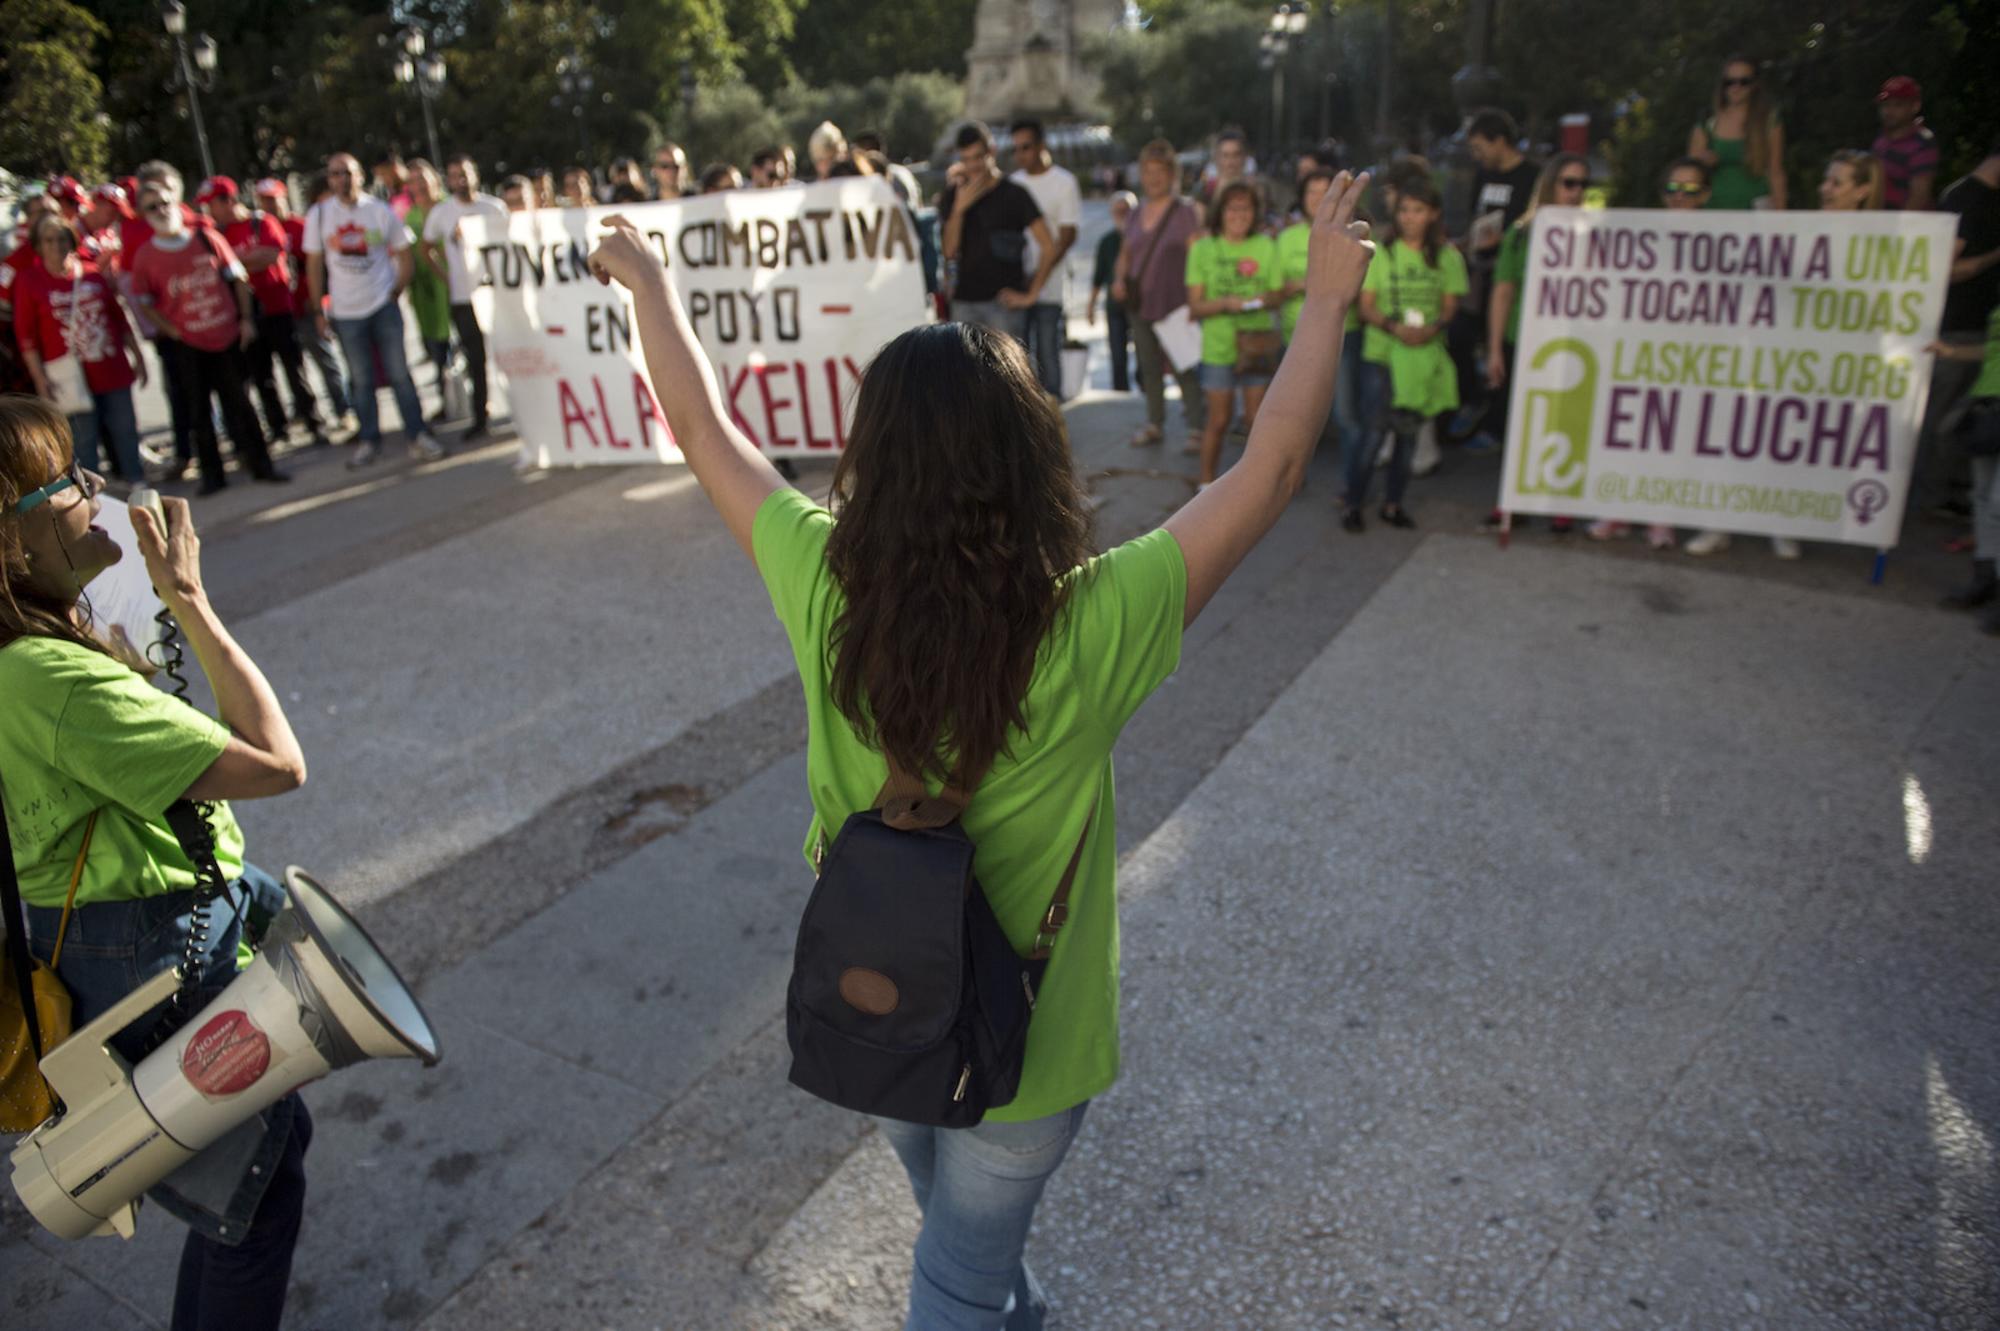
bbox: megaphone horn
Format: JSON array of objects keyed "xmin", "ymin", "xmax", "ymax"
[{"xmin": 10, "ymin": 869, "xmax": 440, "ymax": 1240}]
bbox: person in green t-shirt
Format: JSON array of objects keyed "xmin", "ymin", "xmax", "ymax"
[
  {"xmin": 1689, "ymin": 56, "xmax": 1787, "ymax": 212},
  {"xmin": 1352, "ymin": 176, "xmax": 1465, "ymax": 531},
  {"xmin": 1185, "ymin": 181, "xmax": 1281, "ymax": 486},
  {"xmin": 1930, "ymin": 310, "xmax": 2000, "ymax": 635},
  {"xmin": 1486, "ymin": 153, "xmax": 1602, "ymax": 541},
  {"xmin": 0, "ymin": 395, "xmax": 315, "ymax": 1325},
  {"xmin": 404, "ymin": 162, "xmax": 456, "ymax": 405},
  {"xmin": 582, "ymin": 169, "xmax": 1377, "ymax": 1329},
  {"xmin": 1279, "ymin": 170, "xmax": 1369, "ymax": 462}
]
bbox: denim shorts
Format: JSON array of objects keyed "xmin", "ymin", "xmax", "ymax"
[
  {"xmin": 25, "ymin": 865, "xmax": 302, "ymax": 1244},
  {"xmin": 1200, "ymin": 361, "xmax": 1273, "ymax": 392}
]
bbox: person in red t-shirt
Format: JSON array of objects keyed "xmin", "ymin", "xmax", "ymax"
[
  {"xmin": 128, "ymin": 179, "xmax": 287, "ymax": 493},
  {"xmin": 0, "ymin": 193, "xmax": 57, "ymax": 394},
  {"xmin": 198, "ymin": 175, "xmax": 327, "ymax": 445},
  {"xmin": 83, "ymin": 183, "xmax": 136, "ymax": 273},
  {"xmin": 11, "ymin": 215, "xmax": 150, "ymax": 482},
  {"xmin": 255, "ymin": 175, "xmax": 353, "ymax": 429}
]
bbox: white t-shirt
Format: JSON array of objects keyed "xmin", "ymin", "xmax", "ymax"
[
  {"xmin": 421, "ymin": 193, "xmax": 507, "ymax": 304},
  {"xmin": 1010, "ymin": 163, "xmax": 1081, "ymax": 305},
  {"xmin": 302, "ymin": 193, "xmax": 410, "ymax": 320}
]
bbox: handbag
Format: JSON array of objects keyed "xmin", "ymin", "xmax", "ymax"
[
  {"xmin": 786, "ymin": 756, "xmax": 1091, "ymax": 1127},
  {"xmin": 1233, "ymin": 326, "xmax": 1282, "ymax": 376},
  {"xmin": 41, "ymin": 276, "xmax": 91, "ymax": 415},
  {"xmin": 1, "ymin": 808, "xmax": 97, "ymax": 1132},
  {"xmin": 1958, "ymin": 396, "xmax": 2000, "ymax": 458}
]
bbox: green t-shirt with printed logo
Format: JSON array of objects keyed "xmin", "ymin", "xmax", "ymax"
[
  {"xmin": 1276, "ymin": 223, "xmax": 1364, "ymax": 343},
  {"xmin": 1185, "ymin": 233, "xmax": 1279, "ymax": 366},
  {"xmin": 0, "ymin": 637, "xmax": 246, "ymax": 909},
  {"xmin": 752, "ymin": 487, "xmax": 1187, "ymax": 1122},
  {"xmin": 1363, "ymin": 238, "xmax": 1470, "ymax": 417},
  {"xmin": 1973, "ymin": 305, "xmax": 2000, "ymax": 399},
  {"xmin": 1493, "ymin": 220, "xmax": 1532, "ymax": 346}
]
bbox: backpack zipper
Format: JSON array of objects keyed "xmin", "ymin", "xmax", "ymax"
[{"xmin": 952, "ymin": 1063, "xmax": 972, "ymax": 1103}]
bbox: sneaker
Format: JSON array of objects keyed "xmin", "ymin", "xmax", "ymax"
[
  {"xmin": 410, "ymin": 434, "xmax": 447, "ymax": 462},
  {"xmin": 1645, "ymin": 524, "xmax": 1677, "ymax": 551},
  {"xmin": 461, "ymin": 421, "xmax": 491, "ymax": 446},
  {"xmin": 1342, "ymin": 507, "xmax": 1365, "ymax": 534},
  {"xmin": 1685, "ymin": 530, "xmax": 1730, "ymax": 556},
  {"xmin": 1770, "ymin": 537, "xmax": 1802, "ymax": 561},
  {"xmin": 347, "ymin": 441, "xmax": 381, "ymax": 469},
  {"xmin": 252, "ymin": 469, "xmax": 293, "ymax": 484},
  {"xmin": 1587, "ymin": 519, "xmax": 1628, "ymax": 541},
  {"xmin": 1448, "ymin": 405, "xmax": 1484, "ymax": 436},
  {"xmin": 1412, "ymin": 424, "xmax": 1442, "ymax": 476},
  {"xmin": 1379, "ymin": 505, "xmax": 1416, "ymax": 529},
  {"xmin": 1460, "ymin": 432, "xmax": 1500, "ymax": 454}
]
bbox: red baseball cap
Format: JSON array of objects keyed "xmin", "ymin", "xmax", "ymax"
[
  {"xmin": 1876, "ymin": 76, "xmax": 1921, "ymax": 103},
  {"xmin": 194, "ymin": 175, "xmax": 239, "ymax": 203},
  {"xmin": 252, "ymin": 177, "xmax": 286, "ymax": 199},
  {"xmin": 48, "ymin": 176, "xmax": 86, "ymax": 208},
  {"xmin": 91, "ymin": 182, "xmax": 128, "ymax": 205}
]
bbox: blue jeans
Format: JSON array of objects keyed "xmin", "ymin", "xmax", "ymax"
[
  {"xmin": 302, "ymin": 314, "xmax": 352, "ymax": 417},
  {"xmin": 25, "ymin": 866, "xmax": 310, "ymax": 1331},
  {"xmin": 68, "ymin": 386, "xmax": 144, "ymax": 481},
  {"xmin": 1023, "ymin": 302, "xmax": 1064, "ymax": 395},
  {"xmin": 330, "ymin": 300, "xmax": 425, "ymax": 444},
  {"xmin": 1345, "ymin": 360, "xmax": 1418, "ymax": 509},
  {"xmin": 1331, "ymin": 326, "xmax": 1365, "ymax": 458},
  {"xmin": 952, "ymin": 300, "xmax": 1030, "ymax": 345},
  {"xmin": 875, "ymin": 1102, "xmax": 1090, "ymax": 1331}
]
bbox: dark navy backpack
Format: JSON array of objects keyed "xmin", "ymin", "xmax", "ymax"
[{"xmin": 785, "ymin": 759, "xmax": 1089, "ymax": 1127}]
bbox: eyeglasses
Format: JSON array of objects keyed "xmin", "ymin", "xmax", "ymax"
[
  {"xmin": 1722, "ymin": 76, "xmax": 1755, "ymax": 88},
  {"xmin": 1662, "ymin": 182, "xmax": 1707, "ymax": 196},
  {"xmin": 1557, "ymin": 177, "xmax": 1588, "ymax": 189},
  {"xmin": 16, "ymin": 459, "xmax": 94, "ymax": 514}
]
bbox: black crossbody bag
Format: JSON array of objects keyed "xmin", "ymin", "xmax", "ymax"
[{"xmin": 785, "ymin": 757, "xmax": 1091, "ymax": 1127}]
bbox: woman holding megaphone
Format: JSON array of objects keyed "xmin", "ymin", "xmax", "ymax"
[{"xmin": 0, "ymin": 394, "xmax": 311, "ymax": 1330}]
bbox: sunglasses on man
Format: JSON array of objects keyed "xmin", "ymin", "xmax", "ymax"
[
  {"xmin": 16, "ymin": 459, "xmax": 95, "ymax": 514},
  {"xmin": 1662, "ymin": 182, "xmax": 1707, "ymax": 196}
]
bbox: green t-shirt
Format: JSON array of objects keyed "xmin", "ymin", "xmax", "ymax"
[
  {"xmin": 1975, "ymin": 306, "xmax": 2000, "ymax": 399},
  {"xmin": 1185, "ymin": 233, "xmax": 1279, "ymax": 366},
  {"xmin": 752, "ymin": 487, "xmax": 1186, "ymax": 1122},
  {"xmin": 1277, "ymin": 223, "xmax": 1365, "ymax": 341},
  {"xmin": 403, "ymin": 204, "xmax": 453, "ymax": 342},
  {"xmin": 1362, "ymin": 239, "xmax": 1469, "ymax": 417},
  {"xmin": 0, "ymin": 637, "xmax": 246, "ymax": 909},
  {"xmin": 1493, "ymin": 220, "xmax": 1531, "ymax": 346}
]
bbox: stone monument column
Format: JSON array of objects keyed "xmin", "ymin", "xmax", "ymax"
[{"xmin": 964, "ymin": 0, "xmax": 1125, "ymax": 126}]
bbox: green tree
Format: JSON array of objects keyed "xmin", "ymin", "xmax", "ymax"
[
  {"xmin": 782, "ymin": 0, "xmax": 981, "ymax": 88},
  {"xmin": 1089, "ymin": 1, "xmax": 1270, "ymax": 153},
  {"xmin": 0, "ymin": 0, "xmax": 111, "ymax": 179},
  {"xmin": 775, "ymin": 71, "xmax": 965, "ymax": 162}
]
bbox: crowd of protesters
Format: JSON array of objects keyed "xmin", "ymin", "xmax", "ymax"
[{"xmin": 3, "ymin": 62, "xmax": 1995, "ymax": 631}]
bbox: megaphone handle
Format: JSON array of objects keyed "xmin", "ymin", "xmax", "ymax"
[{"xmin": 40, "ymin": 965, "xmax": 183, "ymax": 1105}]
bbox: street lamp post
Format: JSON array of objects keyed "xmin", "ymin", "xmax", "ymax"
[
  {"xmin": 394, "ymin": 27, "xmax": 446, "ymax": 166},
  {"xmin": 160, "ymin": 1, "xmax": 217, "ymax": 179},
  {"xmin": 1259, "ymin": 3, "xmax": 1309, "ymax": 161},
  {"xmin": 552, "ymin": 54, "xmax": 594, "ymax": 163}
]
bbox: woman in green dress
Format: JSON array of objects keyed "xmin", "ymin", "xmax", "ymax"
[{"xmin": 1689, "ymin": 55, "xmax": 1787, "ymax": 212}]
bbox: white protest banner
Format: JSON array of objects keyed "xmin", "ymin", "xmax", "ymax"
[
  {"xmin": 1500, "ymin": 206, "xmax": 1953, "ymax": 547},
  {"xmin": 465, "ymin": 178, "xmax": 930, "ymax": 467}
]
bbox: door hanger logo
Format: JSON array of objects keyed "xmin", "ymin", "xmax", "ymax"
[{"xmin": 1514, "ymin": 337, "xmax": 1596, "ymax": 499}]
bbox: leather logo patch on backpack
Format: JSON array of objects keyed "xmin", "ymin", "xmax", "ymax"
[{"xmin": 838, "ymin": 967, "xmax": 900, "ymax": 1016}]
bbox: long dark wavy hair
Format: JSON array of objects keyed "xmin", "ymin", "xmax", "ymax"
[
  {"xmin": 825, "ymin": 323, "xmax": 1094, "ymax": 787},
  {"xmin": 0, "ymin": 394, "xmax": 122, "ymax": 663}
]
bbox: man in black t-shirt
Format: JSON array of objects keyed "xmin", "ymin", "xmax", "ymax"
[
  {"xmin": 939, "ymin": 122, "xmax": 1058, "ymax": 345},
  {"xmin": 1454, "ymin": 108, "xmax": 1540, "ymax": 429},
  {"xmin": 1916, "ymin": 138, "xmax": 2000, "ymax": 512}
]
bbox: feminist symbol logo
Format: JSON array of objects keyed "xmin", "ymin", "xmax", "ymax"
[{"xmin": 1847, "ymin": 480, "xmax": 1890, "ymax": 525}]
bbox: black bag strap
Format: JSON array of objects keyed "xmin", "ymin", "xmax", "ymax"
[
  {"xmin": 1, "ymin": 787, "xmax": 48, "ymax": 1062},
  {"xmin": 871, "ymin": 753, "xmax": 1093, "ymax": 961}
]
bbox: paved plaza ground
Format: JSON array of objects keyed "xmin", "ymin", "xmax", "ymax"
[{"xmin": 5, "ymin": 207, "xmax": 1995, "ymax": 1330}]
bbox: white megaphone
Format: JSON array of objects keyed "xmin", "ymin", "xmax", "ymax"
[{"xmin": 10, "ymin": 868, "xmax": 440, "ymax": 1240}]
